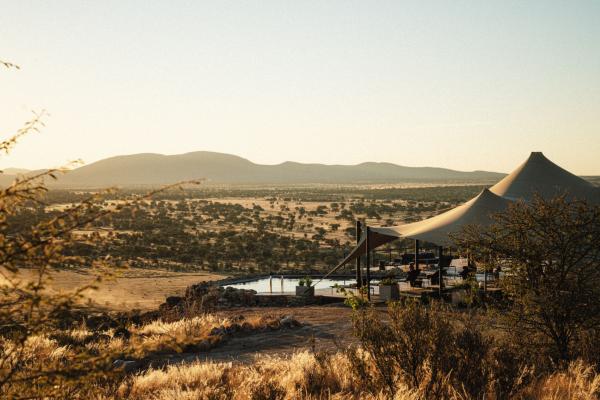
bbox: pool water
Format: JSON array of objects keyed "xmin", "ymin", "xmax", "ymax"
[
  {"xmin": 224, "ymin": 277, "xmax": 353, "ymax": 294},
  {"xmin": 224, "ymin": 273, "xmax": 499, "ymax": 294}
]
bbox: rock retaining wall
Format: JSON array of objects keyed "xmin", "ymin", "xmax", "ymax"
[{"xmin": 158, "ymin": 282, "xmax": 343, "ymax": 315}]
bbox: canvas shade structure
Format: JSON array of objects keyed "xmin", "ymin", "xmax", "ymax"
[
  {"xmin": 325, "ymin": 151, "xmax": 599, "ymax": 279},
  {"xmin": 490, "ymin": 152, "xmax": 600, "ymax": 203},
  {"xmin": 331, "ymin": 188, "xmax": 510, "ymax": 271}
]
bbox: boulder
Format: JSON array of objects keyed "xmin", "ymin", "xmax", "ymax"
[
  {"xmin": 165, "ymin": 296, "xmax": 183, "ymax": 307},
  {"xmin": 113, "ymin": 359, "xmax": 140, "ymax": 373},
  {"xmin": 85, "ymin": 333, "xmax": 112, "ymax": 344},
  {"xmin": 241, "ymin": 322, "xmax": 254, "ymax": 333},
  {"xmin": 0, "ymin": 323, "xmax": 27, "ymax": 339},
  {"xmin": 113, "ymin": 327, "xmax": 131, "ymax": 340},
  {"xmin": 209, "ymin": 326, "xmax": 226, "ymax": 337},
  {"xmin": 226, "ymin": 323, "xmax": 241, "ymax": 334},
  {"xmin": 280, "ymin": 315, "xmax": 300, "ymax": 328},
  {"xmin": 86, "ymin": 314, "xmax": 119, "ymax": 331}
]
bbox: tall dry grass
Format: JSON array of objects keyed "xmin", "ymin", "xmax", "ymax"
[
  {"xmin": 127, "ymin": 315, "xmax": 231, "ymax": 354},
  {"xmin": 522, "ymin": 361, "xmax": 600, "ymax": 400},
  {"xmin": 3, "ymin": 311, "xmax": 600, "ymax": 399},
  {"xmin": 0, "ymin": 313, "xmax": 285, "ymax": 399},
  {"xmin": 1, "ymin": 314, "xmax": 273, "ymax": 366},
  {"xmin": 118, "ymin": 350, "xmax": 422, "ymax": 400},
  {"xmin": 0, "ymin": 335, "xmax": 71, "ymax": 365},
  {"xmin": 115, "ymin": 351, "xmax": 600, "ymax": 400}
]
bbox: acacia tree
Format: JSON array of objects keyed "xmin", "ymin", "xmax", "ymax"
[
  {"xmin": 454, "ymin": 196, "xmax": 600, "ymax": 364},
  {"xmin": 0, "ymin": 61, "xmax": 199, "ymax": 398},
  {"xmin": 0, "ymin": 112, "xmax": 115, "ymax": 397}
]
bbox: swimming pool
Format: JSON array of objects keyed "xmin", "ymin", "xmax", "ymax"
[
  {"xmin": 223, "ymin": 273, "xmax": 498, "ymax": 294},
  {"xmin": 223, "ymin": 277, "xmax": 354, "ymax": 294}
]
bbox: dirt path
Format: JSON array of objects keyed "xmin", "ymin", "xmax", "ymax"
[{"xmin": 178, "ymin": 306, "xmax": 358, "ymax": 363}]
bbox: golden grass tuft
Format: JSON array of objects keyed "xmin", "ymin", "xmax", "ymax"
[
  {"xmin": 134, "ymin": 315, "xmax": 230, "ymax": 338},
  {"xmin": 121, "ymin": 360, "xmax": 232, "ymax": 399},
  {"xmin": 1, "ymin": 313, "xmax": 280, "ymax": 374},
  {"xmin": 5, "ymin": 312, "xmax": 600, "ymax": 399},
  {"xmin": 119, "ymin": 350, "xmax": 422, "ymax": 400},
  {"xmin": 1, "ymin": 335, "xmax": 71, "ymax": 365},
  {"xmin": 523, "ymin": 361, "xmax": 600, "ymax": 400},
  {"xmin": 115, "ymin": 350, "xmax": 600, "ymax": 400}
]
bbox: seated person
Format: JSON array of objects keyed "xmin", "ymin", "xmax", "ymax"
[
  {"xmin": 459, "ymin": 266, "xmax": 471, "ymax": 281},
  {"xmin": 430, "ymin": 269, "xmax": 443, "ymax": 286},
  {"xmin": 494, "ymin": 266, "xmax": 501, "ymax": 279},
  {"xmin": 406, "ymin": 263, "xmax": 420, "ymax": 287}
]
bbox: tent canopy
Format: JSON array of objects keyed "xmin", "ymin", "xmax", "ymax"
[
  {"xmin": 490, "ymin": 152, "xmax": 600, "ymax": 203},
  {"xmin": 370, "ymin": 188, "xmax": 510, "ymax": 246},
  {"xmin": 333, "ymin": 189, "xmax": 509, "ymax": 270},
  {"xmin": 332, "ymin": 152, "xmax": 599, "ymax": 273}
]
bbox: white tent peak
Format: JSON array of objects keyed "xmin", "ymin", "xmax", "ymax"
[
  {"xmin": 329, "ymin": 152, "xmax": 599, "ymax": 273},
  {"xmin": 490, "ymin": 152, "xmax": 599, "ymax": 202}
]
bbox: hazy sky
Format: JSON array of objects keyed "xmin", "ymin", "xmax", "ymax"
[{"xmin": 1, "ymin": 1, "xmax": 599, "ymax": 174}]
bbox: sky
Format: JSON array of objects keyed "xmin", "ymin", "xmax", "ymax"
[{"xmin": 1, "ymin": 1, "xmax": 599, "ymax": 174}]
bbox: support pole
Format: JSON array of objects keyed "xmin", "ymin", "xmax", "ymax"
[
  {"xmin": 365, "ymin": 226, "xmax": 371, "ymax": 301},
  {"xmin": 484, "ymin": 258, "xmax": 488, "ymax": 297},
  {"xmin": 356, "ymin": 221, "xmax": 362, "ymax": 289},
  {"xmin": 438, "ymin": 246, "xmax": 444, "ymax": 298},
  {"xmin": 414, "ymin": 240, "xmax": 420, "ymax": 271}
]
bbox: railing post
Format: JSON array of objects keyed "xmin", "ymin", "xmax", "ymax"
[
  {"xmin": 356, "ymin": 220, "xmax": 362, "ymax": 289},
  {"xmin": 484, "ymin": 256, "xmax": 488, "ymax": 301},
  {"xmin": 414, "ymin": 240, "xmax": 420, "ymax": 271},
  {"xmin": 365, "ymin": 226, "xmax": 371, "ymax": 301},
  {"xmin": 438, "ymin": 246, "xmax": 444, "ymax": 298}
]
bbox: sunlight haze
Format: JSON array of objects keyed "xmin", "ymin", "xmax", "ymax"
[{"xmin": 2, "ymin": 1, "xmax": 599, "ymax": 174}]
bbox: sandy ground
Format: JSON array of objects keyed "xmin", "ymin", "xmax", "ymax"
[
  {"xmin": 2, "ymin": 267, "xmax": 367, "ymax": 363},
  {"xmin": 1, "ymin": 268, "xmax": 226, "ymax": 311},
  {"xmin": 2, "ymin": 267, "xmax": 384, "ymax": 366}
]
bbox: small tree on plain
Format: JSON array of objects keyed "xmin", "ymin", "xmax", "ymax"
[{"xmin": 454, "ymin": 195, "xmax": 600, "ymax": 364}]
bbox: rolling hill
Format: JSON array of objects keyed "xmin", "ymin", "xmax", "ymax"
[{"xmin": 0, "ymin": 151, "xmax": 506, "ymax": 187}]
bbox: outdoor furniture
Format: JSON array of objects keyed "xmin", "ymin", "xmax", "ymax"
[
  {"xmin": 379, "ymin": 283, "xmax": 400, "ymax": 301},
  {"xmin": 295, "ymin": 286, "xmax": 314, "ymax": 297}
]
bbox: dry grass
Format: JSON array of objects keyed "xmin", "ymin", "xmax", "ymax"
[
  {"xmin": 126, "ymin": 314, "xmax": 272, "ymax": 354},
  {"xmin": 523, "ymin": 361, "xmax": 600, "ymax": 400},
  {"xmin": 115, "ymin": 353, "xmax": 600, "ymax": 400},
  {"xmin": 1, "ymin": 313, "xmax": 282, "ymax": 373},
  {"xmin": 3, "ymin": 313, "xmax": 600, "ymax": 399},
  {"xmin": 118, "ymin": 350, "xmax": 422, "ymax": 400},
  {"xmin": 0, "ymin": 335, "xmax": 72, "ymax": 366},
  {"xmin": 0, "ymin": 306, "xmax": 600, "ymax": 400},
  {"xmin": 135, "ymin": 315, "xmax": 229, "ymax": 337},
  {"xmin": 126, "ymin": 315, "xmax": 230, "ymax": 354}
]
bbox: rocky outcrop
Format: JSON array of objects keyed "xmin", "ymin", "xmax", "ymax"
[
  {"xmin": 159, "ymin": 283, "xmax": 258, "ymax": 316},
  {"xmin": 158, "ymin": 281, "xmax": 344, "ymax": 316}
]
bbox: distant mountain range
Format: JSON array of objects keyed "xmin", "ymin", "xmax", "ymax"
[{"xmin": 0, "ymin": 151, "xmax": 507, "ymax": 187}]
